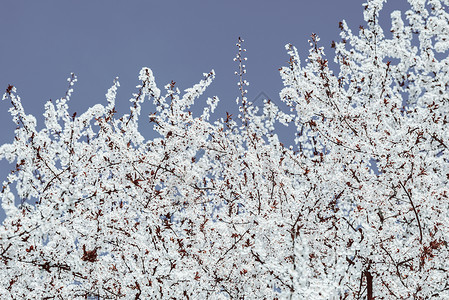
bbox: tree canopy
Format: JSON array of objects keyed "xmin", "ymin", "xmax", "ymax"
[{"xmin": 1, "ymin": 0, "xmax": 448, "ymax": 298}]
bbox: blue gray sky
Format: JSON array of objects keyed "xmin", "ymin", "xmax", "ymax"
[{"xmin": 0, "ymin": 1, "xmax": 408, "ymax": 218}]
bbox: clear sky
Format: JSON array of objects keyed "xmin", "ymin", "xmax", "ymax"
[{"xmin": 0, "ymin": 0, "xmax": 409, "ymax": 218}]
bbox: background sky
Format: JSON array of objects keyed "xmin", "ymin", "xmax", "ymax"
[{"xmin": 0, "ymin": 0, "xmax": 409, "ymax": 219}]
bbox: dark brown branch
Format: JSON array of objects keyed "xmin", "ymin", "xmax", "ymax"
[
  {"xmin": 216, "ymin": 227, "xmax": 251, "ymax": 264},
  {"xmin": 399, "ymin": 181, "xmax": 423, "ymax": 244},
  {"xmin": 365, "ymin": 269, "xmax": 373, "ymax": 300}
]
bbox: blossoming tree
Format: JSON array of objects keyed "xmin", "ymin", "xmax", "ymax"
[{"xmin": 1, "ymin": 0, "xmax": 448, "ymax": 298}]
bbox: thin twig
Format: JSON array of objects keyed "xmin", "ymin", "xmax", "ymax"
[{"xmin": 399, "ymin": 181, "xmax": 422, "ymax": 244}]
